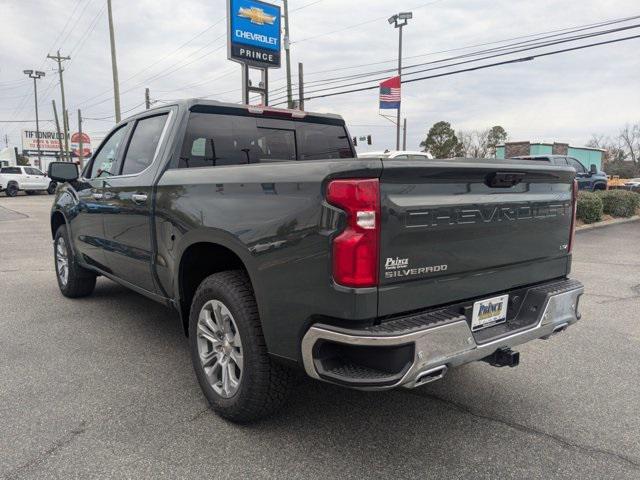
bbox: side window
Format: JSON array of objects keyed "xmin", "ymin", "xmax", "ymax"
[
  {"xmin": 24, "ymin": 167, "xmax": 36, "ymax": 175},
  {"xmin": 88, "ymin": 125, "xmax": 128, "ymax": 179},
  {"xmin": 120, "ymin": 114, "xmax": 168, "ymax": 176},
  {"xmin": 297, "ymin": 123, "xmax": 353, "ymax": 160},
  {"xmin": 393, "ymin": 155, "xmax": 409, "ymax": 160},
  {"xmin": 1, "ymin": 167, "xmax": 21, "ymax": 174},
  {"xmin": 409, "ymin": 155, "xmax": 430, "ymax": 161},
  {"xmin": 568, "ymin": 158, "xmax": 586, "ymax": 173}
]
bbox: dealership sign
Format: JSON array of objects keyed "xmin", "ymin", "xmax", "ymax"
[
  {"xmin": 21, "ymin": 129, "xmax": 67, "ymax": 157},
  {"xmin": 71, "ymin": 132, "xmax": 92, "ymax": 158},
  {"xmin": 227, "ymin": 0, "xmax": 281, "ymax": 68},
  {"xmin": 21, "ymin": 129, "xmax": 91, "ymax": 158}
]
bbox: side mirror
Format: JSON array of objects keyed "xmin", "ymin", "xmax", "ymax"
[
  {"xmin": 590, "ymin": 164, "xmax": 597, "ymax": 175},
  {"xmin": 48, "ymin": 162, "xmax": 79, "ymax": 183}
]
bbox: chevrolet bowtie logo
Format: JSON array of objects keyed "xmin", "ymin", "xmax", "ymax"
[{"xmin": 238, "ymin": 6, "xmax": 276, "ymax": 25}]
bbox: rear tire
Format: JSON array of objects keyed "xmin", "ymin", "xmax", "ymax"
[
  {"xmin": 5, "ymin": 182, "xmax": 18, "ymax": 197},
  {"xmin": 54, "ymin": 224, "xmax": 97, "ymax": 298},
  {"xmin": 189, "ymin": 270, "xmax": 293, "ymax": 423}
]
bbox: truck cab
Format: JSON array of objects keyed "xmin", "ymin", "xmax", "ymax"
[{"xmin": 511, "ymin": 155, "xmax": 607, "ymax": 191}]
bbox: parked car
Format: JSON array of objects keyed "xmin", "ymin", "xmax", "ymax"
[
  {"xmin": 48, "ymin": 100, "xmax": 584, "ymax": 422},
  {"xmin": 359, "ymin": 150, "xmax": 434, "ymax": 160},
  {"xmin": 624, "ymin": 178, "xmax": 640, "ymax": 191},
  {"xmin": 510, "ymin": 155, "xmax": 607, "ymax": 191},
  {"xmin": 0, "ymin": 165, "xmax": 57, "ymax": 196}
]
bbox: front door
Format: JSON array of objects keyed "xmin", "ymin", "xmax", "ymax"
[
  {"xmin": 101, "ymin": 113, "xmax": 170, "ymax": 293},
  {"xmin": 567, "ymin": 157, "xmax": 592, "ymax": 190},
  {"xmin": 69, "ymin": 124, "xmax": 130, "ymax": 270}
]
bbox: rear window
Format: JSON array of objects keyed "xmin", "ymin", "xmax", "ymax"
[
  {"xmin": 176, "ymin": 113, "xmax": 353, "ymax": 168},
  {"xmin": 1, "ymin": 167, "xmax": 21, "ymax": 174}
]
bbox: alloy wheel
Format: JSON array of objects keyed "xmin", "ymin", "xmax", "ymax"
[
  {"xmin": 196, "ymin": 300, "xmax": 244, "ymax": 398},
  {"xmin": 56, "ymin": 237, "xmax": 69, "ymax": 286}
]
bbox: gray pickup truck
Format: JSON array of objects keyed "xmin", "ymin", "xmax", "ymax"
[{"xmin": 48, "ymin": 100, "xmax": 584, "ymax": 422}]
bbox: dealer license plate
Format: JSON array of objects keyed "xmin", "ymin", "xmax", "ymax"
[{"xmin": 471, "ymin": 294, "xmax": 509, "ymax": 331}]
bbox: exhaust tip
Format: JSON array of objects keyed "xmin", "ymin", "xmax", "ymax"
[
  {"xmin": 415, "ymin": 365, "xmax": 448, "ymax": 386},
  {"xmin": 552, "ymin": 323, "xmax": 569, "ymax": 334}
]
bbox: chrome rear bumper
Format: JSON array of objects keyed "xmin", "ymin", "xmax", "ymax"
[{"xmin": 301, "ymin": 280, "xmax": 583, "ymax": 390}]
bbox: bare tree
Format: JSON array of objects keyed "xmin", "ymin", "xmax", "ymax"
[{"xmin": 619, "ymin": 124, "xmax": 639, "ymax": 164}]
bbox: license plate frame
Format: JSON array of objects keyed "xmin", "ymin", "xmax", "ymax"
[{"xmin": 471, "ymin": 294, "xmax": 509, "ymax": 331}]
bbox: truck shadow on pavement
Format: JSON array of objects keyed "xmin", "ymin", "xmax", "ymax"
[{"xmin": 68, "ymin": 280, "xmax": 640, "ymax": 479}]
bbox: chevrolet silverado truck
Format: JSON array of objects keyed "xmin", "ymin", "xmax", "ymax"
[{"xmin": 47, "ymin": 100, "xmax": 584, "ymax": 422}]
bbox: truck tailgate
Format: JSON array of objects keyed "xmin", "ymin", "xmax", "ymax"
[{"xmin": 378, "ymin": 159, "xmax": 575, "ymax": 316}]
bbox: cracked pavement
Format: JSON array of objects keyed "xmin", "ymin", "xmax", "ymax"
[{"xmin": 1, "ymin": 195, "xmax": 639, "ymax": 479}]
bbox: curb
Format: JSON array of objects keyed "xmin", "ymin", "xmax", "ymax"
[{"xmin": 576, "ymin": 215, "xmax": 640, "ymax": 232}]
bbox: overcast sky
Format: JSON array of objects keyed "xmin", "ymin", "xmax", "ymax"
[{"xmin": 1, "ymin": 0, "xmax": 638, "ymax": 152}]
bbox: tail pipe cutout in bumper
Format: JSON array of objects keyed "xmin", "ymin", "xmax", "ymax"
[{"xmin": 301, "ymin": 279, "xmax": 583, "ymax": 390}]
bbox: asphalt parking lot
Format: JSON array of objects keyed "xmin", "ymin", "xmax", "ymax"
[{"xmin": 1, "ymin": 194, "xmax": 639, "ymax": 479}]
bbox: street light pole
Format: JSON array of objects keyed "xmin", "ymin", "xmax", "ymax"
[
  {"xmin": 388, "ymin": 12, "xmax": 412, "ymax": 150},
  {"xmin": 283, "ymin": 0, "xmax": 293, "ymax": 109},
  {"xmin": 23, "ymin": 70, "xmax": 46, "ymax": 168}
]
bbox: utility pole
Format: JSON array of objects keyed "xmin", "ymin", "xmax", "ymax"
[
  {"xmin": 402, "ymin": 118, "xmax": 407, "ymax": 150},
  {"xmin": 145, "ymin": 88, "xmax": 150, "ymax": 109},
  {"xmin": 23, "ymin": 70, "xmax": 45, "ymax": 168},
  {"xmin": 283, "ymin": 0, "xmax": 293, "ymax": 109},
  {"xmin": 78, "ymin": 109, "xmax": 84, "ymax": 167},
  {"xmin": 298, "ymin": 62, "xmax": 304, "ymax": 111},
  {"xmin": 107, "ymin": 0, "xmax": 121, "ymax": 122},
  {"xmin": 47, "ymin": 50, "xmax": 71, "ymax": 160},
  {"xmin": 51, "ymin": 100, "xmax": 64, "ymax": 159},
  {"xmin": 3, "ymin": 134, "xmax": 8, "ymax": 148},
  {"xmin": 388, "ymin": 12, "xmax": 412, "ymax": 150}
]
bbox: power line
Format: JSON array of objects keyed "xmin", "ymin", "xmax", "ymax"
[
  {"xmin": 271, "ymin": 33, "xmax": 640, "ymax": 105},
  {"xmin": 268, "ymin": 22, "xmax": 640, "ymax": 104},
  {"xmin": 292, "ymin": 0, "xmax": 447, "ymax": 44},
  {"xmin": 73, "ymin": 17, "xmax": 226, "ymax": 109},
  {"xmin": 267, "ymin": 13, "xmax": 640, "ymax": 95}
]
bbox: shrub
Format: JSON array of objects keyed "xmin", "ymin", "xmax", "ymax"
[
  {"xmin": 596, "ymin": 190, "xmax": 640, "ymax": 217},
  {"xmin": 576, "ymin": 191, "xmax": 603, "ymax": 224}
]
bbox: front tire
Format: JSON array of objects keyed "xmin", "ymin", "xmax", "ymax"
[
  {"xmin": 189, "ymin": 270, "xmax": 293, "ymax": 423},
  {"xmin": 54, "ymin": 224, "xmax": 97, "ymax": 298}
]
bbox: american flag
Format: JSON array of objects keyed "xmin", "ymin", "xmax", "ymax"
[{"xmin": 379, "ymin": 76, "xmax": 401, "ymax": 109}]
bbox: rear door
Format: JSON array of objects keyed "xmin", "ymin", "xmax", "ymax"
[
  {"xmin": 377, "ymin": 159, "xmax": 575, "ymax": 316},
  {"xmin": 101, "ymin": 112, "xmax": 170, "ymax": 293}
]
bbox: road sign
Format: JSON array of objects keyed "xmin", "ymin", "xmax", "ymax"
[{"xmin": 227, "ymin": 0, "xmax": 282, "ymax": 68}]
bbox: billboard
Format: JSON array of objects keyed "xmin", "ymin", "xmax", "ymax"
[
  {"xmin": 227, "ymin": 0, "xmax": 281, "ymax": 68},
  {"xmin": 21, "ymin": 129, "xmax": 66, "ymax": 157},
  {"xmin": 21, "ymin": 130, "xmax": 92, "ymax": 158}
]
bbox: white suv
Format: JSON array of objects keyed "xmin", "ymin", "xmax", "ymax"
[{"xmin": 0, "ymin": 166, "xmax": 56, "ymax": 197}]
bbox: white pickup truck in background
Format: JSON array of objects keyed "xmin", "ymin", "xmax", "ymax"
[{"xmin": 0, "ymin": 166, "xmax": 56, "ymax": 197}]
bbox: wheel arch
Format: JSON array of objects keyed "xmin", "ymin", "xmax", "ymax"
[
  {"xmin": 176, "ymin": 239, "xmax": 258, "ymax": 336},
  {"xmin": 51, "ymin": 210, "xmax": 67, "ymax": 239}
]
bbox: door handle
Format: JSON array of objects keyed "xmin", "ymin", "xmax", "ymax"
[
  {"xmin": 92, "ymin": 192, "xmax": 104, "ymax": 200},
  {"xmin": 131, "ymin": 193, "xmax": 148, "ymax": 205}
]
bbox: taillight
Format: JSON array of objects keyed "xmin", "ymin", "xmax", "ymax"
[
  {"xmin": 326, "ymin": 178, "xmax": 380, "ymax": 288},
  {"xmin": 568, "ymin": 179, "xmax": 578, "ymax": 253}
]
